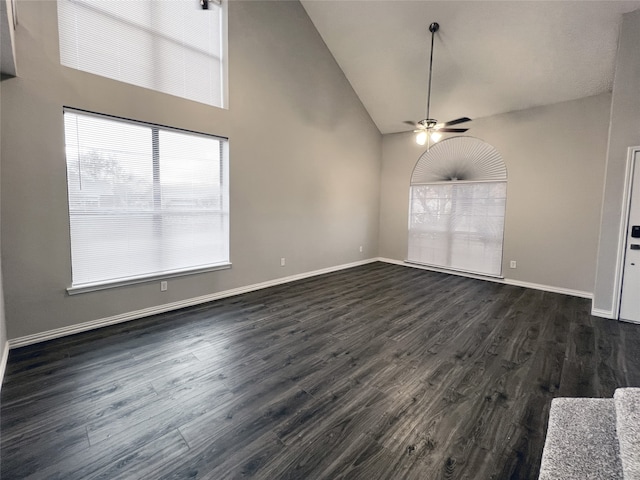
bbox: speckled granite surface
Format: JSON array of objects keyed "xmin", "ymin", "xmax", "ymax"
[
  {"xmin": 615, "ymin": 388, "xmax": 640, "ymax": 480},
  {"xmin": 539, "ymin": 398, "xmax": 623, "ymax": 480}
]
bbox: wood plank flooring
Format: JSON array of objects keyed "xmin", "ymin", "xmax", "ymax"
[{"xmin": 2, "ymin": 262, "xmax": 640, "ymax": 479}]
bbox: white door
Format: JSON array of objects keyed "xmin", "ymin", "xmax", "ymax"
[{"xmin": 620, "ymin": 153, "xmax": 640, "ymax": 323}]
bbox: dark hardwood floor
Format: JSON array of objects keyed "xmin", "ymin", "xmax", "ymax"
[{"xmin": 2, "ymin": 262, "xmax": 640, "ymax": 479}]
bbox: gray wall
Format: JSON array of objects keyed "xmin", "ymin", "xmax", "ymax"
[
  {"xmin": 0, "ymin": 75, "xmax": 7, "ymax": 363},
  {"xmin": 379, "ymin": 93, "xmax": 610, "ymax": 294},
  {"xmin": 593, "ymin": 9, "xmax": 640, "ymax": 316},
  {"xmin": 0, "ymin": 0, "xmax": 381, "ymax": 340}
]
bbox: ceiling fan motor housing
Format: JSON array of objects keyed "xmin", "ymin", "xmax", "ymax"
[{"xmin": 418, "ymin": 119, "xmax": 438, "ymax": 129}]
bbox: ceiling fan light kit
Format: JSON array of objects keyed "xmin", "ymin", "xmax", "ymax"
[{"xmin": 411, "ymin": 22, "xmax": 471, "ymax": 147}]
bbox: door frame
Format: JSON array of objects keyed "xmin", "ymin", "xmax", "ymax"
[{"xmin": 615, "ymin": 146, "xmax": 640, "ymax": 320}]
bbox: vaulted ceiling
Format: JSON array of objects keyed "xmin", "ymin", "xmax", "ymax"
[{"xmin": 300, "ymin": 0, "xmax": 640, "ymax": 134}]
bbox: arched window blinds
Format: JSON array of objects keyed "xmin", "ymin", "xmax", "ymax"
[{"xmin": 408, "ymin": 137, "xmax": 507, "ymax": 277}]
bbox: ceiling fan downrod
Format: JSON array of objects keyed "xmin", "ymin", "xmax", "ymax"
[
  {"xmin": 411, "ymin": 21, "xmax": 471, "ymax": 146},
  {"xmin": 424, "ymin": 22, "xmax": 439, "ymax": 124}
]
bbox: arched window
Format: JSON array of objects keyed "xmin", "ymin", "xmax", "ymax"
[{"xmin": 408, "ymin": 137, "xmax": 507, "ymax": 277}]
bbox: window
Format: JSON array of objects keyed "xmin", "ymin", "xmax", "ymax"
[
  {"xmin": 407, "ymin": 137, "xmax": 507, "ymax": 277},
  {"xmin": 58, "ymin": 0, "xmax": 226, "ymax": 108},
  {"xmin": 64, "ymin": 109, "xmax": 229, "ymax": 292}
]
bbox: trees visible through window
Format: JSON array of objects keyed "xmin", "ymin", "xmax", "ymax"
[{"xmin": 64, "ymin": 109, "xmax": 229, "ymax": 290}]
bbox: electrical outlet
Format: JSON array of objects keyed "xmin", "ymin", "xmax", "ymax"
[
  {"xmin": 359, "ymin": 245, "xmax": 363, "ymax": 252},
  {"xmin": 160, "ymin": 281, "xmax": 168, "ymax": 291},
  {"xmin": 510, "ymin": 261, "xmax": 517, "ymax": 269},
  {"xmin": 280, "ymin": 257, "xmax": 286, "ymax": 267}
]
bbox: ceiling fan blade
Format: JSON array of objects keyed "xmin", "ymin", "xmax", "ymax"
[
  {"xmin": 438, "ymin": 128, "xmax": 468, "ymax": 133},
  {"xmin": 403, "ymin": 120, "xmax": 418, "ymax": 126},
  {"xmin": 443, "ymin": 117, "xmax": 471, "ymax": 127}
]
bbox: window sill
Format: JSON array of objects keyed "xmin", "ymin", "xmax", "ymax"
[
  {"xmin": 404, "ymin": 260, "xmax": 504, "ymax": 280},
  {"xmin": 67, "ymin": 262, "xmax": 232, "ymax": 295}
]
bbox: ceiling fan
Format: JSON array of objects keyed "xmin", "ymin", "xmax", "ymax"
[{"xmin": 405, "ymin": 22, "xmax": 471, "ymax": 146}]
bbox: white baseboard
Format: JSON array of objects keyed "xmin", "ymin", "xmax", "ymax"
[
  {"xmin": 590, "ymin": 307, "xmax": 616, "ymax": 319},
  {"xmin": 379, "ymin": 257, "xmax": 505, "ymax": 283},
  {"xmin": 377, "ymin": 257, "xmax": 593, "ymax": 299},
  {"xmin": 0, "ymin": 340, "xmax": 9, "ymax": 391},
  {"xmin": 504, "ymin": 279, "xmax": 592, "ymax": 299},
  {"xmin": 8, "ymin": 258, "xmax": 378, "ymax": 349},
  {"xmin": 8, "ymin": 257, "xmax": 601, "ymax": 349}
]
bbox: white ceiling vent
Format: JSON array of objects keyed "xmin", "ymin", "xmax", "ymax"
[{"xmin": 411, "ymin": 136, "xmax": 506, "ymax": 184}]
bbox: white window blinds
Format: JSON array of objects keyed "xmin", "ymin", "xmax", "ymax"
[
  {"xmin": 64, "ymin": 109, "xmax": 229, "ymax": 290},
  {"xmin": 408, "ymin": 182, "xmax": 507, "ymax": 276},
  {"xmin": 58, "ymin": 0, "xmax": 225, "ymax": 108},
  {"xmin": 407, "ymin": 137, "xmax": 508, "ymax": 277}
]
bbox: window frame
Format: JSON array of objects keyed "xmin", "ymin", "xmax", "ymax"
[
  {"xmin": 63, "ymin": 107, "xmax": 231, "ymax": 295},
  {"xmin": 407, "ymin": 179, "xmax": 507, "ymax": 277}
]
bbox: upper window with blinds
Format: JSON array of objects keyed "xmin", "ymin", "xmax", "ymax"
[
  {"xmin": 64, "ymin": 108, "xmax": 230, "ymax": 293},
  {"xmin": 58, "ymin": 0, "xmax": 226, "ymax": 108}
]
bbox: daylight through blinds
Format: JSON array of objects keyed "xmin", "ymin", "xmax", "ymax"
[
  {"xmin": 58, "ymin": 0, "xmax": 224, "ymax": 107},
  {"xmin": 408, "ymin": 137, "xmax": 507, "ymax": 276},
  {"xmin": 408, "ymin": 182, "xmax": 507, "ymax": 276},
  {"xmin": 64, "ymin": 109, "xmax": 229, "ymax": 287}
]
